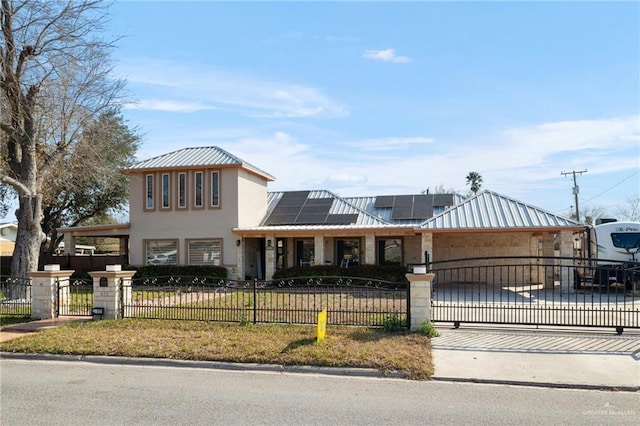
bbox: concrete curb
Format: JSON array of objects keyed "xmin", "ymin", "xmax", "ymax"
[
  {"xmin": 0, "ymin": 352, "xmax": 406, "ymax": 379},
  {"xmin": 431, "ymin": 375, "xmax": 640, "ymax": 393}
]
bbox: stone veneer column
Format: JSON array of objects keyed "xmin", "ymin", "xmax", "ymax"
[
  {"xmin": 89, "ymin": 265, "xmax": 136, "ymax": 320},
  {"xmin": 29, "ymin": 265, "xmax": 74, "ymax": 319},
  {"xmin": 405, "ymin": 271, "xmax": 436, "ymax": 330},
  {"xmin": 558, "ymin": 230, "xmax": 576, "ymax": 294},
  {"xmin": 314, "ymin": 235, "xmax": 324, "ymax": 266}
]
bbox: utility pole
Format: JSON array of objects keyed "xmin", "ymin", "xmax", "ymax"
[{"xmin": 561, "ymin": 169, "xmax": 587, "ymax": 221}]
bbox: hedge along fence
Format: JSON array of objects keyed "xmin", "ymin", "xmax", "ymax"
[{"xmin": 272, "ymin": 264, "xmax": 409, "ymax": 283}]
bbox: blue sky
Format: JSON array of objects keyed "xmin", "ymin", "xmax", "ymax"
[{"xmin": 106, "ymin": 1, "xmax": 637, "ymax": 219}]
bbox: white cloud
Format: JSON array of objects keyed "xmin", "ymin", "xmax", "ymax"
[
  {"xmin": 124, "ymin": 99, "xmax": 214, "ymax": 113},
  {"xmin": 363, "ymin": 48, "xmax": 413, "ymax": 64},
  {"xmin": 356, "ymin": 137, "xmax": 435, "ymax": 151},
  {"xmin": 119, "ymin": 59, "xmax": 349, "ymax": 119}
]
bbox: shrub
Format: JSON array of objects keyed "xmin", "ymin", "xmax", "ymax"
[
  {"xmin": 272, "ymin": 264, "xmax": 408, "ymax": 283},
  {"xmin": 382, "ymin": 313, "xmax": 407, "ymax": 333},
  {"xmin": 416, "ymin": 321, "xmax": 440, "ymax": 338},
  {"xmin": 133, "ymin": 265, "xmax": 228, "ymax": 279}
]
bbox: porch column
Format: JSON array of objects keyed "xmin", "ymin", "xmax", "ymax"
[
  {"xmin": 558, "ymin": 230, "xmax": 575, "ymax": 294},
  {"xmin": 236, "ymin": 238, "xmax": 244, "ymax": 280},
  {"xmin": 88, "ymin": 265, "xmax": 136, "ymax": 320},
  {"xmin": 405, "ymin": 271, "xmax": 436, "ymax": 330},
  {"xmin": 314, "ymin": 235, "xmax": 324, "ymax": 266},
  {"xmin": 29, "ymin": 265, "xmax": 74, "ymax": 319},
  {"xmin": 364, "ymin": 234, "xmax": 375, "ymax": 265},
  {"xmin": 541, "ymin": 233, "xmax": 555, "ymax": 289},
  {"xmin": 421, "ymin": 232, "xmax": 434, "ymax": 264},
  {"xmin": 265, "ymin": 242, "xmax": 276, "ymax": 280},
  {"xmin": 62, "ymin": 233, "xmax": 76, "ymax": 256}
]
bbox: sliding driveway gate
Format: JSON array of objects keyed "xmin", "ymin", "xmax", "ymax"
[
  {"xmin": 430, "ymin": 256, "xmax": 640, "ymax": 333},
  {"xmin": 123, "ymin": 276, "xmax": 408, "ymax": 327}
]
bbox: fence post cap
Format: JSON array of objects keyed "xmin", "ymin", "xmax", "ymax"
[
  {"xmin": 106, "ymin": 265, "xmax": 122, "ymax": 272},
  {"xmin": 44, "ymin": 264, "xmax": 61, "ymax": 271}
]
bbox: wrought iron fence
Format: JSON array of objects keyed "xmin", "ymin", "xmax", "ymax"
[
  {"xmin": 0, "ymin": 276, "xmax": 31, "ymax": 318},
  {"xmin": 124, "ymin": 276, "xmax": 408, "ymax": 327},
  {"xmin": 57, "ymin": 277, "xmax": 93, "ymax": 316},
  {"xmin": 429, "ymin": 256, "xmax": 640, "ymax": 332}
]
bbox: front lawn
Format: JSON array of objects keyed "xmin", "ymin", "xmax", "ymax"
[{"xmin": 0, "ymin": 319, "xmax": 434, "ymax": 380}]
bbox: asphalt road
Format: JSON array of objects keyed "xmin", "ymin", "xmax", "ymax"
[{"xmin": 1, "ymin": 357, "xmax": 638, "ymax": 425}]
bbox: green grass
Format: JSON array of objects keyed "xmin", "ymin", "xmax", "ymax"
[{"xmin": 0, "ymin": 319, "xmax": 434, "ymax": 380}]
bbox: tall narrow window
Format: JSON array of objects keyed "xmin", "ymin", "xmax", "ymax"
[
  {"xmin": 145, "ymin": 174, "xmax": 154, "ymax": 209},
  {"xmin": 210, "ymin": 171, "xmax": 220, "ymax": 207},
  {"xmin": 161, "ymin": 173, "xmax": 170, "ymax": 208},
  {"xmin": 177, "ymin": 172, "xmax": 187, "ymax": 208},
  {"xmin": 194, "ymin": 171, "xmax": 203, "ymax": 208}
]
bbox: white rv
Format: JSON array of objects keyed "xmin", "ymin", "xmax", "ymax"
[
  {"xmin": 575, "ymin": 220, "xmax": 640, "ymax": 291},
  {"xmin": 593, "ymin": 221, "xmax": 640, "ymax": 264}
]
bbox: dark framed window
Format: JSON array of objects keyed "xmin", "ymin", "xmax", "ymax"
[
  {"xmin": 210, "ymin": 171, "xmax": 220, "ymax": 207},
  {"xmin": 161, "ymin": 173, "xmax": 170, "ymax": 208},
  {"xmin": 336, "ymin": 238, "xmax": 359, "ymax": 267},
  {"xmin": 194, "ymin": 171, "xmax": 203, "ymax": 208},
  {"xmin": 145, "ymin": 174, "xmax": 154, "ymax": 209},
  {"xmin": 377, "ymin": 238, "xmax": 402, "ymax": 265},
  {"xmin": 178, "ymin": 172, "xmax": 187, "ymax": 208},
  {"xmin": 295, "ymin": 239, "xmax": 315, "ymax": 266}
]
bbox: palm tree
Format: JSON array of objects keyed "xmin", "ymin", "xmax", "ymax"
[{"xmin": 465, "ymin": 171, "xmax": 483, "ymax": 194}]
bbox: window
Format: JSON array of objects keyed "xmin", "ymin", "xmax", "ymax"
[
  {"xmin": 145, "ymin": 174, "xmax": 154, "ymax": 209},
  {"xmin": 611, "ymin": 232, "xmax": 640, "ymax": 250},
  {"xmin": 161, "ymin": 173, "xmax": 170, "ymax": 208},
  {"xmin": 336, "ymin": 238, "xmax": 360, "ymax": 267},
  {"xmin": 188, "ymin": 240, "xmax": 222, "ymax": 266},
  {"xmin": 295, "ymin": 239, "xmax": 315, "ymax": 266},
  {"xmin": 377, "ymin": 238, "xmax": 402, "ymax": 265},
  {"xmin": 178, "ymin": 172, "xmax": 187, "ymax": 208},
  {"xmin": 194, "ymin": 171, "xmax": 203, "ymax": 208},
  {"xmin": 210, "ymin": 171, "xmax": 220, "ymax": 207},
  {"xmin": 145, "ymin": 240, "xmax": 177, "ymax": 266}
]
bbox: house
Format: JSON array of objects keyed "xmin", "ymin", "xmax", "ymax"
[
  {"xmin": 58, "ymin": 146, "xmax": 584, "ymax": 280},
  {"xmin": 0, "ymin": 222, "xmax": 18, "ymax": 256}
]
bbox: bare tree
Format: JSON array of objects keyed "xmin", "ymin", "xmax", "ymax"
[
  {"xmin": 615, "ymin": 197, "xmax": 640, "ymax": 222},
  {"xmin": 40, "ymin": 109, "xmax": 140, "ymax": 255},
  {"xmin": 0, "ymin": 0, "xmax": 125, "ymax": 282}
]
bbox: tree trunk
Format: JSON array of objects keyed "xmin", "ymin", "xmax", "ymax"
[{"xmin": 9, "ymin": 194, "xmax": 45, "ymax": 298}]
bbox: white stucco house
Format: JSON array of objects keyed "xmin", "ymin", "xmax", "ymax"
[{"xmin": 58, "ymin": 146, "xmax": 584, "ymax": 280}]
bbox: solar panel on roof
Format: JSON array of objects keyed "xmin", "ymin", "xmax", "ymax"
[
  {"xmin": 326, "ymin": 214, "xmax": 358, "ymax": 224},
  {"xmin": 433, "ymin": 194, "xmax": 454, "ymax": 206},
  {"xmin": 374, "ymin": 196, "xmax": 394, "ymax": 208},
  {"xmin": 304, "ymin": 198, "xmax": 333, "ymax": 207},
  {"xmin": 296, "ymin": 213, "xmax": 330, "ymax": 224},
  {"xmin": 391, "ymin": 205, "xmax": 414, "ymax": 220},
  {"xmin": 394, "ymin": 195, "xmax": 414, "ymax": 206}
]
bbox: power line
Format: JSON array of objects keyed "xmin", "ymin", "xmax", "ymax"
[
  {"xmin": 583, "ymin": 170, "xmax": 639, "ymax": 203},
  {"xmin": 561, "ymin": 169, "xmax": 587, "ymax": 221}
]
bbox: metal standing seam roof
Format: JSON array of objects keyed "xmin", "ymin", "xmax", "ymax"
[
  {"xmin": 419, "ymin": 190, "xmax": 582, "ymax": 230},
  {"xmin": 124, "ymin": 146, "xmax": 275, "ymax": 181}
]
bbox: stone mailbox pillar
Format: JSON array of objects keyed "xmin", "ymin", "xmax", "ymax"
[
  {"xmin": 88, "ymin": 265, "xmax": 136, "ymax": 320},
  {"xmin": 29, "ymin": 264, "xmax": 74, "ymax": 319},
  {"xmin": 405, "ymin": 269, "xmax": 436, "ymax": 331}
]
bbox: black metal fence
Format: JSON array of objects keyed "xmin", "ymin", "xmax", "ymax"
[
  {"xmin": 123, "ymin": 276, "xmax": 408, "ymax": 327},
  {"xmin": 57, "ymin": 278, "xmax": 93, "ymax": 316},
  {"xmin": 430, "ymin": 256, "xmax": 640, "ymax": 332},
  {"xmin": 0, "ymin": 277, "xmax": 31, "ymax": 318}
]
